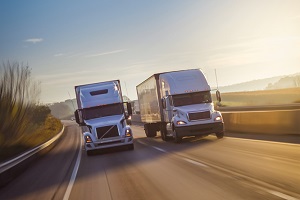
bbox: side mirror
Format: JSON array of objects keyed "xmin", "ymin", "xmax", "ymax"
[
  {"xmin": 74, "ymin": 109, "xmax": 85, "ymax": 126},
  {"xmin": 126, "ymin": 102, "xmax": 132, "ymax": 116},
  {"xmin": 216, "ymin": 90, "xmax": 221, "ymax": 102},
  {"xmin": 172, "ymin": 108, "xmax": 177, "ymax": 112}
]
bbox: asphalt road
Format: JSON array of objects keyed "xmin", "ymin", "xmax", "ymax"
[{"xmin": 1, "ymin": 121, "xmax": 299, "ymax": 200}]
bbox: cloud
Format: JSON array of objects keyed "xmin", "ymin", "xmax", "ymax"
[
  {"xmin": 24, "ymin": 38, "xmax": 44, "ymax": 44},
  {"xmin": 204, "ymin": 36, "xmax": 300, "ymax": 69},
  {"xmin": 54, "ymin": 53, "xmax": 64, "ymax": 57},
  {"xmin": 85, "ymin": 49, "xmax": 126, "ymax": 58}
]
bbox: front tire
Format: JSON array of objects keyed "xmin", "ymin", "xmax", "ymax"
[
  {"xmin": 127, "ymin": 143, "xmax": 134, "ymax": 150},
  {"xmin": 173, "ymin": 128, "xmax": 182, "ymax": 143},
  {"xmin": 87, "ymin": 150, "xmax": 94, "ymax": 156},
  {"xmin": 216, "ymin": 132, "xmax": 224, "ymax": 139},
  {"xmin": 161, "ymin": 125, "xmax": 171, "ymax": 141}
]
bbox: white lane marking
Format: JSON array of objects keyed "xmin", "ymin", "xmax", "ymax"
[
  {"xmin": 63, "ymin": 132, "xmax": 83, "ymax": 200},
  {"xmin": 183, "ymin": 158, "xmax": 208, "ymax": 168},
  {"xmin": 137, "ymin": 140, "xmax": 148, "ymax": 146},
  {"xmin": 137, "ymin": 140, "xmax": 167, "ymax": 153},
  {"xmin": 227, "ymin": 136, "xmax": 300, "ymax": 147},
  {"xmin": 267, "ymin": 190, "xmax": 298, "ymax": 200},
  {"xmin": 152, "ymin": 146, "xmax": 167, "ymax": 153}
]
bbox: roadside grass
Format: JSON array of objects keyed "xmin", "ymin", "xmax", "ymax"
[
  {"xmin": 213, "ymin": 87, "xmax": 300, "ymax": 107},
  {"xmin": 0, "ymin": 115, "xmax": 62, "ymax": 162}
]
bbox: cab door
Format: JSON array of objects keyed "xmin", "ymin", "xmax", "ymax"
[{"xmin": 163, "ymin": 95, "xmax": 173, "ymax": 123}]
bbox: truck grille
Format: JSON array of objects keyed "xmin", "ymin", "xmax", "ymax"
[
  {"xmin": 188, "ymin": 111, "xmax": 211, "ymax": 121},
  {"xmin": 96, "ymin": 125, "xmax": 119, "ymax": 139}
]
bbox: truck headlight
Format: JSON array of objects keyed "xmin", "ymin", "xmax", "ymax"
[
  {"xmin": 214, "ymin": 116, "xmax": 222, "ymax": 121},
  {"xmin": 85, "ymin": 135, "xmax": 93, "ymax": 143},
  {"xmin": 125, "ymin": 128, "xmax": 132, "ymax": 137},
  {"xmin": 176, "ymin": 120, "xmax": 187, "ymax": 125}
]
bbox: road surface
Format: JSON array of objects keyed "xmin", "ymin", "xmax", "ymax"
[{"xmin": 0, "ymin": 121, "xmax": 299, "ymax": 200}]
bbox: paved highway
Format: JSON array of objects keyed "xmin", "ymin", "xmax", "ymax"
[{"xmin": 1, "ymin": 121, "xmax": 299, "ymax": 200}]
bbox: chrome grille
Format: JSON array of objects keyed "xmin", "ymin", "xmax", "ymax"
[
  {"xmin": 188, "ymin": 111, "xmax": 211, "ymax": 121},
  {"xmin": 96, "ymin": 125, "xmax": 119, "ymax": 139}
]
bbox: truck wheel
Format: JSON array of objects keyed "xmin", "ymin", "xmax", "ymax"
[
  {"xmin": 161, "ymin": 130, "xmax": 172, "ymax": 141},
  {"xmin": 148, "ymin": 130, "xmax": 157, "ymax": 137},
  {"xmin": 173, "ymin": 129, "xmax": 182, "ymax": 143},
  {"xmin": 127, "ymin": 144, "xmax": 134, "ymax": 150},
  {"xmin": 145, "ymin": 124, "xmax": 157, "ymax": 137},
  {"xmin": 160, "ymin": 124, "xmax": 171, "ymax": 141},
  {"xmin": 216, "ymin": 132, "xmax": 224, "ymax": 139},
  {"xmin": 87, "ymin": 150, "xmax": 93, "ymax": 156}
]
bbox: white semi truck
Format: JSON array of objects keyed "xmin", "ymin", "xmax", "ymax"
[
  {"xmin": 74, "ymin": 80, "xmax": 134, "ymax": 155},
  {"xmin": 136, "ymin": 69, "xmax": 224, "ymax": 142}
]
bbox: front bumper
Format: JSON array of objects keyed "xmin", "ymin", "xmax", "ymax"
[
  {"xmin": 85, "ymin": 137, "xmax": 133, "ymax": 151},
  {"xmin": 175, "ymin": 122, "xmax": 224, "ymax": 137}
]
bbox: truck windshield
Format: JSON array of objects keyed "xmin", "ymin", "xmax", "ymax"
[
  {"xmin": 172, "ymin": 91, "xmax": 212, "ymax": 107},
  {"xmin": 82, "ymin": 103, "xmax": 124, "ymax": 120}
]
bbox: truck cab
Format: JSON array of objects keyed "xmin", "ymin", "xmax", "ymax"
[
  {"xmin": 74, "ymin": 80, "xmax": 134, "ymax": 155},
  {"xmin": 159, "ymin": 70, "xmax": 224, "ymax": 142},
  {"xmin": 136, "ymin": 69, "xmax": 224, "ymax": 143}
]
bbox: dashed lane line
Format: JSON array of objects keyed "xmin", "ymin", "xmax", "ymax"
[
  {"xmin": 267, "ymin": 190, "xmax": 298, "ymax": 200},
  {"xmin": 182, "ymin": 158, "xmax": 208, "ymax": 168},
  {"xmin": 137, "ymin": 140, "xmax": 299, "ymax": 200}
]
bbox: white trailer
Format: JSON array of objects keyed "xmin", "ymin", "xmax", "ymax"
[
  {"xmin": 136, "ymin": 69, "xmax": 224, "ymax": 142},
  {"xmin": 74, "ymin": 80, "xmax": 134, "ymax": 155}
]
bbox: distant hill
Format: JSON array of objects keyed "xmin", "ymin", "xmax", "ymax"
[
  {"xmin": 48, "ymin": 99, "xmax": 77, "ymax": 120},
  {"xmin": 216, "ymin": 73, "xmax": 300, "ymax": 93},
  {"xmin": 265, "ymin": 74, "xmax": 300, "ymax": 90}
]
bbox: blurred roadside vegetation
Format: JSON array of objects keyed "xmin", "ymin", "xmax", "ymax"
[
  {"xmin": 212, "ymin": 87, "xmax": 300, "ymax": 107},
  {"xmin": 0, "ymin": 62, "xmax": 62, "ymax": 162}
]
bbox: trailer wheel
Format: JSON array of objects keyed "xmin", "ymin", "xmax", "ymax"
[
  {"xmin": 144, "ymin": 124, "xmax": 157, "ymax": 137},
  {"xmin": 216, "ymin": 132, "xmax": 224, "ymax": 139}
]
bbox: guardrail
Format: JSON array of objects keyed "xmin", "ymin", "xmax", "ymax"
[
  {"xmin": 221, "ymin": 109, "xmax": 300, "ymax": 135},
  {"xmin": 0, "ymin": 126, "xmax": 65, "ymax": 187},
  {"xmin": 131, "ymin": 105, "xmax": 300, "ymax": 135}
]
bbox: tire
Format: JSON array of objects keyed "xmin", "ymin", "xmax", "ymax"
[
  {"xmin": 159, "ymin": 122, "xmax": 171, "ymax": 141},
  {"xmin": 173, "ymin": 128, "xmax": 182, "ymax": 143},
  {"xmin": 87, "ymin": 150, "xmax": 93, "ymax": 156},
  {"xmin": 161, "ymin": 130, "xmax": 167, "ymax": 141},
  {"xmin": 127, "ymin": 144, "xmax": 134, "ymax": 150},
  {"xmin": 216, "ymin": 132, "xmax": 224, "ymax": 139},
  {"xmin": 144, "ymin": 124, "xmax": 157, "ymax": 137}
]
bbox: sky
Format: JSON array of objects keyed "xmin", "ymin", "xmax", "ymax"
[{"xmin": 1, "ymin": 0, "xmax": 300, "ymax": 103}]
